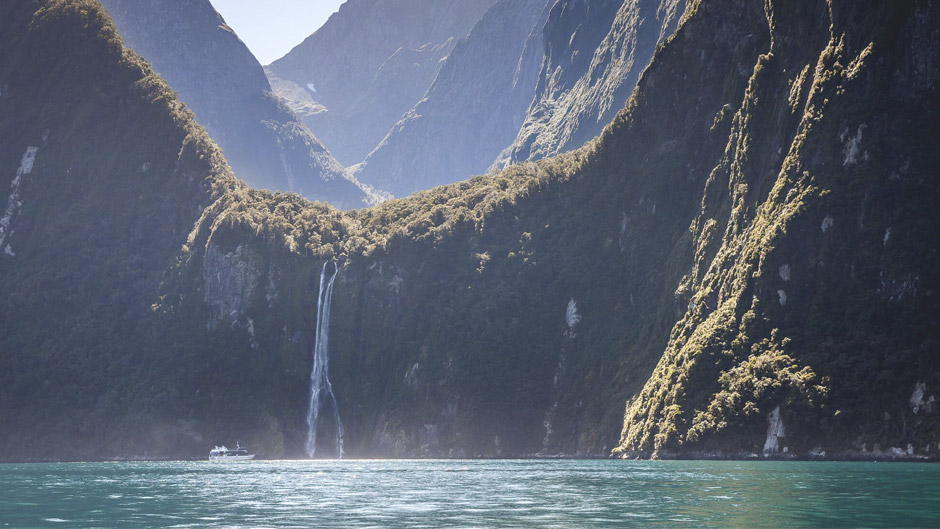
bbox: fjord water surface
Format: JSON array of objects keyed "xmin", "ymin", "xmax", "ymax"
[{"xmin": 1, "ymin": 460, "xmax": 938, "ymax": 528}]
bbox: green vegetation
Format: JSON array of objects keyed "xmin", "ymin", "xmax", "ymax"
[
  {"xmin": 615, "ymin": 0, "xmax": 940, "ymax": 458},
  {"xmin": 0, "ymin": 0, "xmax": 936, "ymax": 460}
]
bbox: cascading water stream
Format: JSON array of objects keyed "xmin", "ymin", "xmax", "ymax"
[{"xmin": 305, "ymin": 261, "xmax": 345, "ymax": 458}]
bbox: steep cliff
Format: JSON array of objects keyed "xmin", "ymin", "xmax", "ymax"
[
  {"xmin": 615, "ymin": 0, "xmax": 940, "ymax": 459},
  {"xmin": 99, "ymin": 0, "xmax": 370, "ymax": 209},
  {"xmin": 1, "ymin": 0, "xmax": 937, "ymax": 462},
  {"xmin": 500, "ymin": 0, "xmax": 686, "ymax": 166},
  {"xmin": 351, "ymin": 0, "xmax": 686, "ymax": 197},
  {"xmin": 0, "ymin": 0, "xmax": 239, "ymax": 458},
  {"xmin": 353, "ymin": 0, "xmax": 552, "ymax": 197},
  {"xmin": 266, "ymin": 0, "xmax": 498, "ymax": 166}
]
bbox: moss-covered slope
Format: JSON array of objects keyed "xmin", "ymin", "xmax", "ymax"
[
  {"xmin": 0, "ymin": 0, "xmax": 239, "ymax": 458},
  {"xmin": 616, "ymin": 0, "xmax": 940, "ymax": 459}
]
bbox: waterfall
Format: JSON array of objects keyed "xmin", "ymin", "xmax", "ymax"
[{"xmin": 305, "ymin": 261, "xmax": 345, "ymax": 458}]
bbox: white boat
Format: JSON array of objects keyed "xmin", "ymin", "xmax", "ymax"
[{"xmin": 209, "ymin": 442, "xmax": 255, "ymax": 461}]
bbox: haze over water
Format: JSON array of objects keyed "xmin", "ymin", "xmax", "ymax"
[{"xmin": 1, "ymin": 460, "xmax": 939, "ymax": 528}]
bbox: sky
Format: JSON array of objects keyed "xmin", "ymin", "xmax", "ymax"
[{"xmin": 211, "ymin": 0, "xmax": 346, "ymax": 65}]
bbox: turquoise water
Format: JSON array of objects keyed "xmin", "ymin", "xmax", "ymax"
[{"xmin": 1, "ymin": 460, "xmax": 938, "ymax": 527}]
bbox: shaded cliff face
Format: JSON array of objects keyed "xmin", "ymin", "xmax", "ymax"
[
  {"xmin": 99, "ymin": 0, "xmax": 370, "ymax": 209},
  {"xmin": 501, "ymin": 0, "xmax": 686, "ymax": 166},
  {"xmin": 266, "ymin": 0, "xmax": 498, "ymax": 166},
  {"xmin": 615, "ymin": 0, "xmax": 940, "ymax": 460},
  {"xmin": 1, "ymin": 0, "xmax": 937, "ymax": 462},
  {"xmin": 353, "ymin": 0, "xmax": 552, "ymax": 198},
  {"xmin": 0, "ymin": 0, "xmax": 240, "ymax": 459}
]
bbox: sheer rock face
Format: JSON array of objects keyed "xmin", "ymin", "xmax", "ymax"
[
  {"xmin": 266, "ymin": 0, "xmax": 498, "ymax": 167},
  {"xmin": 203, "ymin": 243, "xmax": 260, "ymax": 331},
  {"xmin": 501, "ymin": 0, "xmax": 686, "ymax": 166},
  {"xmin": 348, "ymin": 0, "xmax": 685, "ymax": 198},
  {"xmin": 615, "ymin": 0, "xmax": 940, "ymax": 460},
  {"xmin": 99, "ymin": 0, "xmax": 370, "ymax": 209},
  {"xmin": 353, "ymin": 0, "xmax": 553, "ymax": 198}
]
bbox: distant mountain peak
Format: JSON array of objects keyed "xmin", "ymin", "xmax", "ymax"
[{"xmin": 99, "ymin": 0, "xmax": 372, "ymax": 209}]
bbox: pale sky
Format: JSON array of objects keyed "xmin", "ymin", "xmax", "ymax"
[{"xmin": 211, "ymin": 0, "xmax": 346, "ymax": 65}]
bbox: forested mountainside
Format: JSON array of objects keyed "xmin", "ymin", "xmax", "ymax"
[
  {"xmin": 0, "ymin": 0, "xmax": 240, "ymax": 459},
  {"xmin": 353, "ymin": 0, "xmax": 553, "ymax": 197},
  {"xmin": 98, "ymin": 0, "xmax": 370, "ymax": 209},
  {"xmin": 0, "ymin": 0, "xmax": 937, "ymax": 462},
  {"xmin": 265, "ymin": 0, "xmax": 498, "ymax": 166}
]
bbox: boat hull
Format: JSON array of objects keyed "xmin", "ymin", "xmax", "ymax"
[{"xmin": 209, "ymin": 455, "xmax": 256, "ymax": 461}]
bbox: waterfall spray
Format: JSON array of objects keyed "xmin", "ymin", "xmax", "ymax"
[{"xmin": 305, "ymin": 261, "xmax": 345, "ymax": 458}]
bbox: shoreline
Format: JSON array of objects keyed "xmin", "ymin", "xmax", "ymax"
[{"xmin": 2, "ymin": 454, "xmax": 938, "ymax": 464}]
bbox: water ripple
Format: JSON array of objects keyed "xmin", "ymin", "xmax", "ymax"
[{"xmin": 0, "ymin": 460, "xmax": 939, "ymax": 527}]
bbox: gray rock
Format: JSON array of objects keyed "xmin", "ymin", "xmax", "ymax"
[
  {"xmin": 267, "ymin": 0, "xmax": 498, "ymax": 167},
  {"xmin": 352, "ymin": 0, "xmax": 685, "ymax": 197},
  {"xmin": 354, "ymin": 0, "xmax": 552, "ymax": 197},
  {"xmin": 203, "ymin": 242, "xmax": 260, "ymax": 330},
  {"xmin": 500, "ymin": 0, "xmax": 686, "ymax": 166}
]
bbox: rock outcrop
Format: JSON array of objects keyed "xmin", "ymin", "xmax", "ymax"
[{"xmin": 500, "ymin": 0, "xmax": 686, "ymax": 166}]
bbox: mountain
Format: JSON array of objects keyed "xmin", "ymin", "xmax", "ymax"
[
  {"xmin": 265, "ymin": 0, "xmax": 498, "ymax": 167},
  {"xmin": 1, "ymin": 0, "xmax": 937, "ymax": 462},
  {"xmin": 98, "ymin": 0, "xmax": 371, "ymax": 209},
  {"xmin": 352, "ymin": 0, "xmax": 686, "ymax": 197},
  {"xmin": 614, "ymin": 0, "xmax": 940, "ymax": 459},
  {"xmin": 499, "ymin": 0, "xmax": 686, "ymax": 166},
  {"xmin": 0, "ymin": 0, "xmax": 240, "ymax": 458},
  {"xmin": 352, "ymin": 0, "xmax": 552, "ymax": 197}
]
